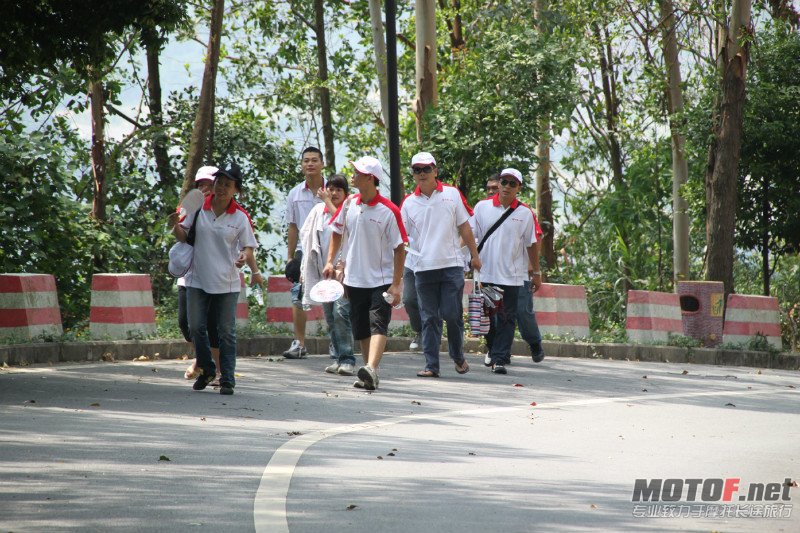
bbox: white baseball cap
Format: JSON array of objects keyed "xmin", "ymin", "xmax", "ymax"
[
  {"xmin": 350, "ymin": 156, "xmax": 384, "ymax": 180},
  {"xmin": 411, "ymin": 152, "xmax": 436, "ymax": 167},
  {"xmin": 195, "ymin": 165, "xmax": 218, "ymax": 182},
  {"xmin": 499, "ymin": 168, "xmax": 523, "ymax": 184}
]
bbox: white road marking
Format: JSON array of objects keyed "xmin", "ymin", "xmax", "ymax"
[{"xmin": 253, "ymin": 386, "xmax": 796, "ymax": 532}]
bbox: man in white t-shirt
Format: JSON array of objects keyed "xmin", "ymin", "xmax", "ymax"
[
  {"xmin": 323, "ymin": 156, "xmax": 407, "ymax": 391},
  {"xmin": 470, "ymin": 168, "xmax": 541, "ymax": 375},
  {"xmin": 283, "ymin": 147, "xmax": 326, "ymax": 359},
  {"xmin": 401, "ymin": 152, "xmax": 481, "ymax": 378}
]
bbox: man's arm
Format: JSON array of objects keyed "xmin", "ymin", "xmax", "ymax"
[
  {"xmin": 287, "ymin": 223, "xmax": 299, "ymax": 260},
  {"xmin": 241, "ymin": 247, "xmax": 264, "ymax": 286},
  {"xmin": 527, "ymin": 243, "xmax": 542, "ymax": 292},
  {"xmin": 322, "ymin": 232, "xmax": 343, "ymax": 279},
  {"xmin": 385, "ymin": 243, "xmax": 406, "ymax": 305},
  {"xmin": 457, "ymin": 220, "xmax": 482, "ymax": 271}
]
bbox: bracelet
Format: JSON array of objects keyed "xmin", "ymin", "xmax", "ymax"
[
  {"xmin": 531, "ymin": 271, "xmax": 542, "ymax": 276},
  {"xmin": 252, "ymin": 271, "xmax": 261, "ymax": 276}
]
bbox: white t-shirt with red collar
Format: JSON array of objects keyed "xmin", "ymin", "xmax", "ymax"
[
  {"xmin": 182, "ymin": 195, "xmax": 258, "ymax": 294},
  {"xmin": 285, "ymin": 179, "xmax": 326, "ymax": 252},
  {"xmin": 401, "ymin": 181, "xmax": 472, "ymax": 273},
  {"xmin": 470, "ymin": 195, "xmax": 536, "ymax": 286},
  {"xmin": 330, "ymin": 193, "xmax": 407, "ymax": 288}
]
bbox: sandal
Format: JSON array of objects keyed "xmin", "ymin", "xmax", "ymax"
[
  {"xmin": 416, "ymin": 369, "xmax": 439, "ymax": 378},
  {"xmin": 455, "ymin": 359, "xmax": 470, "ymax": 374}
]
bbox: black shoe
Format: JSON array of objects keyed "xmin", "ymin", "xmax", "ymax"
[
  {"xmin": 219, "ymin": 382, "xmax": 234, "ymax": 395},
  {"xmin": 491, "ymin": 364, "xmax": 507, "ymax": 375},
  {"xmin": 193, "ymin": 372, "xmax": 215, "ymax": 391},
  {"xmin": 530, "ymin": 344, "xmax": 545, "ymax": 363}
]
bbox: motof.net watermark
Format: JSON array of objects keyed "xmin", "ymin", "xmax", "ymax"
[{"xmin": 631, "ymin": 477, "xmax": 796, "ymax": 519}]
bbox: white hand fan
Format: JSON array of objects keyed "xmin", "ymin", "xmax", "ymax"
[
  {"xmin": 180, "ymin": 189, "xmax": 205, "ymax": 215},
  {"xmin": 309, "ymin": 279, "xmax": 345, "ymax": 303}
]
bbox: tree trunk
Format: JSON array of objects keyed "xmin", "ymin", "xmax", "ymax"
[
  {"xmin": 706, "ymin": 0, "xmax": 752, "ymax": 296},
  {"xmin": 414, "ymin": 0, "xmax": 437, "ymax": 142},
  {"xmin": 593, "ymin": 24, "xmax": 631, "ymax": 293},
  {"xmin": 314, "ymin": 0, "xmax": 335, "ymax": 170},
  {"xmin": 659, "ymin": 0, "xmax": 690, "ymax": 285},
  {"xmin": 761, "ymin": 174, "xmax": 770, "ymax": 295},
  {"xmin": 439, "ymin": 0, "xmax": 464, "ymax": 50},
  {"xmin": 368, "ymin": 0, "xmax": 390, "ymax": 149},
  {"xmin": 144, "ymin": 33, "xmax": 172, "ymax": 188},
  {"xmin": 533, "ymin": 0, "xmax": 555, "ymax": 272},
  {"xmin": 182, "ymin": 0, "xmax": 224, "ymax": 197},
  {"xmin": 89, "ymin": 75, "xmax": 107, "ymax": 223}
]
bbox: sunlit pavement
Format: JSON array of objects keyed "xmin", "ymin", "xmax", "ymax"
[{"xmin": 1, "ymin": 352, "xmax": 798, "ymax": 532}]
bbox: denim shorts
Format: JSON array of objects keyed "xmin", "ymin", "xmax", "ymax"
[{"xmin": 290, "ymin": 281, "xmax": 311, "ymax": 311}]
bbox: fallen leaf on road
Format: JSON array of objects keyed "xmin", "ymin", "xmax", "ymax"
[
  {"xmin": 468, "ymin": 452, "xmax": 476, "ymax": 456},
  {"xmin": 530, "ymin": 402, "xmax": 537, "ymax": 407},
  {"xmin": 785, "ymin": 480, "xmax": 798, "ymax": 487},
  {"xmin": 787, "ymin": 385, "xmax": 796, "ymax": 389},
  {"xmin": 200, "ymin": 417, "xmax": 206, "ymax": 421},
  {"xmin": 725, "ymin": 403, "xmax": 736, "ymax": 407},
  {"xmin": 101, "ymin": 353, "xmax": 115, "ymax": 362},
  {"xmin": 411, "ymin": 400, "xmax": 422, "ymax": 405},
  {"xmin": 513, "ymin": 383, "xmax": 524, "ymax": 387},
  {"xmin": 151, "ymin": 368, "xmax": 158, "ymax": 373},
  {"xmin": 346, "ymin": 504, "xmax": 358, "ymax": 511},
  {"xmin": 387, "ymin": 452, "xmax": 395, "ymax": 457},
  {"xmin": 590, "ymin": 504, "xmax": 598, "ymax": 509},
  {"xmin": 158, "ymin": 455, "xmax": 170, "ymax": 461},
  {"xmin": 642, "ymin": 375, "xmax": 647, "ymax": 379},
  {"xmin": 377, "ymin": 456, "xmax": 383, "ymax": 460},
  {"xmin": 136, "ymin": 356, "xmax": 149, "ymax": 361},
  {"xmin": 681, "ymin": 370, "xmax": 689, "ymax": 375},
  {"xmin": 642, "ymin": 389, "xmax": 648, "ymax": 392},
  {"xmin": 89, "ymin": 403, "xmax": 100, "ymax": 407},
  {"xmin": 757, "ymin": 369, "xmax": 762, "ymax": 374},
  {"xmin": 287, "ymin": 431, "xmax": 302, "ymax": 436}
]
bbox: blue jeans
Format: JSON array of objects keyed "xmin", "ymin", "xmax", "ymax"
[
  {"xmin": 403, "ymin": 267, "xmax": 423, "ymax": 334},
  {"xmin": 486, "ymin": 284, "xmax": 520, "ymax": 366},
  {"xmin": 323, "ymin": 298, "xmax": 355, "ymax": 365},
  {"xmin": 517, "ymin": 280, "xmax": 542, "ymax": 352},
  {"xmin": 187, "ymin": 288, "xmax": 238, "ymax": 386},
  {"xmin": 415, "ymin": 266, "xmax": 466, "ymax": 373}
]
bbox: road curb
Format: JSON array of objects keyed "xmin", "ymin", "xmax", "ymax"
[{"xmin": 0, "ymin": 336, "xmax": 797, "ymax": 370}]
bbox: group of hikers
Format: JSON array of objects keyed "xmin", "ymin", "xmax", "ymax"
[{"xmin": 169, "ymin": 147, "xmax": 546, "ymax": 394}]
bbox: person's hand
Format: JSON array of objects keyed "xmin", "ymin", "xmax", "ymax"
[
  {"xmin": 316, "ymin": 187, "xmax": 330, "ymax": 202},
  {"xmin": 530, "ymin": 272, "xmax": 542, "ymax": 293},
  {"xmin": 250, "ymin": 272, "xmax": 264, "ymax": 287},
  {"xmin": 470, "ymin": 256, "xmax": 482, "ymax": 272},
  {"xmin": 386, "ymin": 283, "xmax": 402, "ymax": 307},
  {"xmin": 168, "ymin": 212, "xmax": 180, "ymax": 227},
  {"xmin": 235, "ymin": 252, "xmax": 247, "ymax": 268},
  {"xmin": 322, "ymin": 261, "xmax": 335, "ymax": 280}
]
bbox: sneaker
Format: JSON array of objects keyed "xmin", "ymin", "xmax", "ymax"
[
  {"xmin": 325, "ymin": 362, "xmax": 340, "ymax": 374},
  {"xmin": 409, "ymin": 333, "xmax": 421, "ymax": 351},
  {"xmin": 491, "ymin": 364, "xmax": 507, "ymax": 375},
  {"xmin": 484, "ymin": 352, "xmax": 492, "ymax": 367},
  {"xmin": 357, "ymin": 366, "xmax": 379, "ymax": 390},
  {"xmin": 329, "ymin": 343, "xmax": 337, "ymax": 360},
  {"xmin": 283, "ymin": 339, "xmax": 308, "ymax": 359},
  {"xmin": 337, "ymin": 363, "xmax": 355, "ymax": 376},
  {"xmin": 193, "ymin": 371, "xmax": 215, "ymax": 391},
  {"xmin": 219, "ymin": 382, "xmax": 234, "ymax": 395},
  {"xmin": 530, "ymin": 343, "xmax": 545, "ymax": 363},
  {"xmin": 353, "ymin": 375, "xmax": 380, "ymax": 390}
]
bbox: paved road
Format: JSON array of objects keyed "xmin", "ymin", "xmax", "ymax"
[{"xmin": 1, "ymin": 351, "xmax": 798, "ymax": 532}]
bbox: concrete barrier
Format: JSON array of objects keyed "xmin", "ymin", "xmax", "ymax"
[
  {"xmin": 625, "ymin": 290, "xmax": 683, "ymax": 343},
  {"xmin": 723, "ymin": 294, "xmax": 782, "ymax": 349},
  {"xmin": 0, "ymin": 273, "xmax": 63, "ymax": 341},
  {"xmin": 535, "ymin": 283, "xmax": 591, "ymax": 339},
  {"xmin": 90, "ymin": 274, "xmax": 156, "ymax": 340},
  {"xmin": 677, "ymin": 280, "xmax": 725, "ymax": 347},
  {"xmin": 236, "ymin": 273, "xmax": 248, "ymax": 329}
]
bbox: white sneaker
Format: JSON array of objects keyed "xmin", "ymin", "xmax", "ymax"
[
  {"xmin": 409, "ymin": 333, "xmax": 421, "ymax": 351},
  {"xmin": 283, "ymin": 339, "xmax": 308, "ymax": 359},
  {"xmin": 337, "ymin": 363, "xmax": 355, "ymax": 376},
  {"xmin": 325, "ymin": 362, "xmax": 340, "ymax": 374},
  {"xmin": 484, "ymin": 352, "xmax": 492, "ymax": 367},
  {"xmin": 353, "ymin": 375, "xmax": 380, "ymax": 389},
  {"xmin": 357, "ymin": 365, "xmax": 379, "ymax": 390}
]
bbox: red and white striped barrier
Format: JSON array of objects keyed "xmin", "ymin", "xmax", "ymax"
[
  {"xmin": 626, "ymin": 290, "xmax": 683, "ymax": 343},
  {"xmin": 236, "ymin": 273, "xmax": 248, "ymax": 329},
  {"xmin": 723, "ymin": 294, "xmax": 782, "ymax": 349},
  {"xmin": 90, "ymin": 274, "xmax": 156, "ymax": 339},
  {"xmin": 534, "ymin": 283, "xmax": 591, "ymax": 339},
  {"xmin": 0, "ymin": 273, "xmax": 63, "ymax": 341}
]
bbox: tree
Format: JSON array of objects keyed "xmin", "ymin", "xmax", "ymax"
[
  {"xmin": 705, "ymin": 0, "xmax": 752, "ymax": 296},
  {"xmin": 414, "ymin": 0, "xmax": 438, "ymax": 141}
]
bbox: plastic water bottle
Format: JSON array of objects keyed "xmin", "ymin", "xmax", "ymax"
[
  {"xmin": 382, "ymin": 291, "xmax": 403, "ymax": 309},
  {"xmin": 251, "ymin": 284, "xmax": 264, "ymax": 306}
]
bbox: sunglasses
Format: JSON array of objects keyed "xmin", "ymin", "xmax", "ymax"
[
  {"xmin": 500, "ymin": 178, "xmax": 519, "ymax": 187},
  {"xmin": 412, "ymin": 165, "xmax": 434, "ymax": 175}
]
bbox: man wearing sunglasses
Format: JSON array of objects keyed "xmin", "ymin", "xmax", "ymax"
[
  {"xmin": 484, "ymin": 174, "xmax": 546, "ymax": 366},
  {"xmin": 471, "ymin": 168, "xmax": 541, "ymax": 375},
  {"xmin": 401, "ymin": 152, "xmax": 481, "ymax": 378}
]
